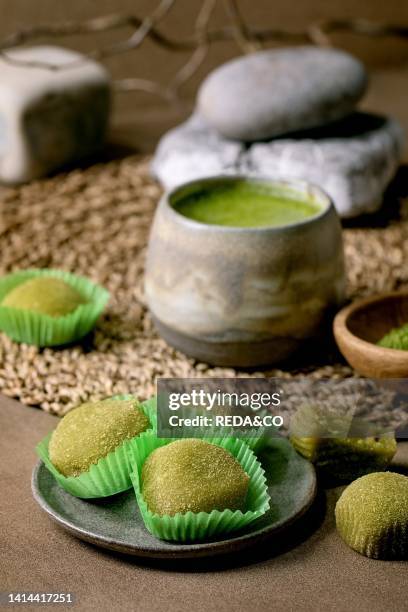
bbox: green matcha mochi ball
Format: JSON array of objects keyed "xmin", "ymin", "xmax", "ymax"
[
  {"xmin": 49, "ymin": 399, "xmax": 150, "ymax": 477},
  {"xmin": 2, "ymin": 277, "xmax": 87, "ymax": 317},
  {"xmin": 335, "ymin": 472, "xmax": 408, "ymax": 559},
  {"xmin": 141, "ymin": 439, "xmax": 250, "ymax": 516}
]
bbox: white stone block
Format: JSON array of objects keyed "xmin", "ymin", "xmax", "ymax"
[
  {"xmin": 0, "ymin": 46, "xmax": 110, "ymax": 183},
  {"xmin": 152, "ymin": 112, "xmax": 404, "ymax": 218}
]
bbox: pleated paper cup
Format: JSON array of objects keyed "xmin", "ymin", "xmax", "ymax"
[
  {"xmin": 36, "ymin": 396, "xmax": 156, "ymax": 498},
  {"xmin": 0, "ymin": 268, "xmax": 109, "ymax": 346},
  {"xmin": 129, "ymin": 433, "xmax": 270, "ymax": 542}
]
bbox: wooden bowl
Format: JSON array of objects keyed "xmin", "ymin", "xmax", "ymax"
[{"xmin": 333, "ymin": 291, "xmax": 408, "ymax": 378}]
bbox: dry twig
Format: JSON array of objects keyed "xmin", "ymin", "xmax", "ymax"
[{"xmin": 0, "ymin": 1, "xmax": 407, "ymax": 101}]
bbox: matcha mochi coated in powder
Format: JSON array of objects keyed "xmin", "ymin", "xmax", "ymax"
[
  {"xmin": 335, "ymin": 472, "xmax": 408, "ymax": 559},
  {"xmin": 2, "ymin": 276, "xmax": 87, "ymax": 317},
  {"xmin": 49, "ymin": 398, "xmax": 150, "ymax": 477},
  {"xmin": 142, "ymin": 439, "xmax": 250, "ymax": 516},
  {"xmin": 0, "ymin": 269, "xmax": 109, "ymax": 347}
]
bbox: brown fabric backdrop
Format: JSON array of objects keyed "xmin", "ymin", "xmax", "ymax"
[{"xmin": 0, "ymin": 0, "xmax": 406, "ymax": 152}]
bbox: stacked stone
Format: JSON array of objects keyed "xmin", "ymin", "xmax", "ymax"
[{"xmin": 152, "ymin": 47, "xmax": 404, "ymax": 218}]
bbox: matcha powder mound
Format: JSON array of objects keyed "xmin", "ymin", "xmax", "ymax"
[{"xmin": 378, "ymin": 323, "xmax": 408, "ymax": 350}]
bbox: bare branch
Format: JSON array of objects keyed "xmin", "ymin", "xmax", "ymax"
[
  {"xmin": 0, "ymin": 2, "xmax": 407, "ymax": 104},
  {"xmin": 169, "ymin": 0, "xmax": 216, "ymax": 96},
  {"xmin": 0, "ymin": 0, "xmax": 180, "ymax": 70},
  {"xmin": 93, "ymin": 0, "xmax": 181, "ymax": 60},
  {"xmin": 313, "ymin": 18, "xmax": 408, "ymax": 40},
  {"xmin": 114, "ymin": 77, "xmax": 176, "ymax": 101},
  {"xmin": 222, "ymin": 0, "xmax": 260, "ymax": 52}
]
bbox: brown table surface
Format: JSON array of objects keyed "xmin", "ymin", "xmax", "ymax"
[{"xmin": 1, "ymin": 394, "xmax": 407, "ymax": 612}]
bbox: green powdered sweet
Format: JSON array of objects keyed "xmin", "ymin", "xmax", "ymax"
[
  {"xmin": 49, "ymin": 398, "xmax": 150, "ymax": 477},
  {"xmin": 378, "ymin": 323, "xmax": 408, "ymax": 350},
  {"xmin": 335, "ymin": 472, "xmax": 408, "ymax": 559},
  {"xmin": 290, "ymin": 404, "xmax": 396, "ymax": 481},
  {"xmin": 2, "ymin": 277, "xmax": 87, "ymax": 317},
  {"xmin": 141, "ymin": 439, "xmax": 250, "ymax": 516}
]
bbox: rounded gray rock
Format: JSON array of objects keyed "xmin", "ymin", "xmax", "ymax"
[{"xmin": 198, "ymin": 47, "xmax": 368, "ymax": 141}]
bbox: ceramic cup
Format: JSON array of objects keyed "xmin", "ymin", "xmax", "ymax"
[{"xmin": 145, "ymin": 176, "xmax": 345, "ymax": 367}]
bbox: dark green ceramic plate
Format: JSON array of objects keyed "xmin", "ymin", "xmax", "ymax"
[{"xmin": 31, "ymin": 438, "xmax": 316, "ymax": 559}]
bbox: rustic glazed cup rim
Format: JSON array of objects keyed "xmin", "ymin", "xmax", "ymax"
[{"xmin": 165, "ymin": 175, "xmax": 335, "ymax": 233}]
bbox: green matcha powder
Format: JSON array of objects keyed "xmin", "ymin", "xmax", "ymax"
[{"xmin": 378, "ymin": 323, "xmax": 408, "ymax": 350}]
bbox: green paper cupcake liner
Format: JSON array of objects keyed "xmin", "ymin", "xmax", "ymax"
[
  {"xmin": 138, "ymin": 395, "xmax": 158, "ymax": 433},
  {"xmin": 36, "ymin": 395, "xmax": 156, "ymax": 498},
  {"xmin": 129, "ymin": 433, "xmax": 270, "ymax": 542},
  {"xmin": 0, "ymin": 268, "xmax": 109, "ymax": 346}
]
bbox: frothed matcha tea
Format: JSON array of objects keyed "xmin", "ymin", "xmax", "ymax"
[{"xmin": 173, "ymin": 181, "xmax": 321, "ymax": 228}]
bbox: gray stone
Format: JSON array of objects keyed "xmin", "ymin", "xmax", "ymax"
[
  {"xmin": 151, "ymin": 113, "xmax": 244, "ymax": 187},
  {"xmin": 151, "ymin": 112, "xmax": 404, "ymax": 218},
  {"xmin": 0, "ymin": 46, "xmax": 110, "ymax": 184},
  {"xmin": 198, "ymin": 47, "xmax": 368, "ymax": 141}
]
